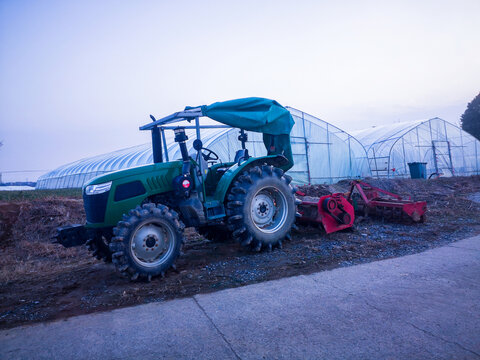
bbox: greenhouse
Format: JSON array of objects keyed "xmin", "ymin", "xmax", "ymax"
[
  {"xmin": 36, "ymin": 107, "xmax": 371, "ymax": 189},
  {"xmin": 352, "ymin": 117, "xmax": 480, "ymax": 179}
]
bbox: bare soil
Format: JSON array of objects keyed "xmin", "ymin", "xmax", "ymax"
[{"xmin": 1, "ymin": 176, "xmax": 479, "ymax": 330}]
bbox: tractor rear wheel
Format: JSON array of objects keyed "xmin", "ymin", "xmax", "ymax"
[
  {"xmin": 226, "ymin": 165, "xmax": 296, "ymax": 251},
  {"xmin": 109, "ymin": 203, "xmax": 184, "ymax": 281}
]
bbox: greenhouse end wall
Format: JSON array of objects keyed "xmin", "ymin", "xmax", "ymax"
[
  {"xmin": 286, "ymin": 107, "xmax": 371, "ymax": 184},
  {"xmin": 353, "ymin": 118, "xmax": 480, "ymax": 179}
]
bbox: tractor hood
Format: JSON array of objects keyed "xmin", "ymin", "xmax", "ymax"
[
  {"xmin": 84, "ymin": 161, "xmax": 182, "ymax": 187},
  {"xmin": 187, "ymin": 97, "xmax": 295, "ymax": 167}
]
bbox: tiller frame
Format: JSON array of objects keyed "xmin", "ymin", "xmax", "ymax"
[{"xmin": 347, "ymin": 180, "xmax": 427, "ymax": 222}]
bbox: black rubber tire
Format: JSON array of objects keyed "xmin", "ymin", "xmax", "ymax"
[
  {"xmin": 86, "ymin": 233, "xmax": 112, "ymax": 263},
  {"xmin": 197, "ymin": 225, "xmax": 231, "ymax": 243},
  {"xmin": 225, "ymin": 165, "xmax": 296, "ymax": 251},
  {"xmin": 109, "ymin": 203, "xmax": 184, "ymax": 281}
]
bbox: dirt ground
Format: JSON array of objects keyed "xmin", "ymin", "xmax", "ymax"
[{"xmin": 1, "ymin": 176, "xmax": 480, "ymax": 330}]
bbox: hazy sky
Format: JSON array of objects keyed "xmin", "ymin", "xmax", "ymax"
[{"xmin": 1, "ymin": 0, "xmax": 479, "ymax": 181}]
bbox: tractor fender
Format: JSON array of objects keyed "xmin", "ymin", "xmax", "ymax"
[{"xmin": 213, "ymin": 155, "xmax": 290, "ymax": 203}]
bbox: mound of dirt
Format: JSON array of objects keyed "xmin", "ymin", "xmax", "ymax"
[
  {"xmin": 12, "ymin": 198, "xmax": 85, "ymax": 243},
  {"xmin": 0, "ymin": 203, "xmax": 21, "ymax": 247},
  {"xmin": 0, "ymin": 199, "xmax": 88, "ymax": 284}
]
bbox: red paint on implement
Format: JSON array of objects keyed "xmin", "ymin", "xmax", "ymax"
[
  {"xmin": 297, "ymin": 193, "xmax": 355, "ymax": 234},
  {"xmin": 347, "ymin": 180, "xmax": 427, "ymax": 222}
]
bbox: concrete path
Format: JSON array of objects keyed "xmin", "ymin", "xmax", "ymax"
[{"xmin": 1, "ymin": 236, "xmax": 480, "ymax": 360}]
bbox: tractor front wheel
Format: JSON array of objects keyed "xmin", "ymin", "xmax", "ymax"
[
  {"xmin": 226, "ymin": 165, "xmax": 296, "ymax": 251},
  {"xmin": 109, "ymin": 203, "xmax": 184, "ymax": 281}
]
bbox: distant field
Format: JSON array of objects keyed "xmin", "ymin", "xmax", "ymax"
[{"xmin": 0, "ymin": 188, "xmax": 83, "ymax": 201}]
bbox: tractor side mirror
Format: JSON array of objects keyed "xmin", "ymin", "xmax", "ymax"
[{"xmin": 150, "ymin": 114, "xmax": 156, "ymax": 122}]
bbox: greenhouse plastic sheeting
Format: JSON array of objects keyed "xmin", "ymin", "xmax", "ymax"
[
  {"xmin": 36, "ymin": 108, "xmax": 371, "ymax": 189},
  {"xmin": 352, "ymin": 117, "xmax": 480, "ymax": 178}
]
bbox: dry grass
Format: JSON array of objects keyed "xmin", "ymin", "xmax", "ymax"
[
  {"xmin": 0, "ymin": 197, "xmax": 89, "ymax": 284},
  {"xmin": 0, "ymin": 188, "xmax": 82, "ymax": 202}
]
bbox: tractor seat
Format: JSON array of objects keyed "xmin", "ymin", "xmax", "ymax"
[
  {"xmin": 234, "ymin": 149, "xmax": 249, "ymax": 163},
  {"xmin": 215, "ymin": 149, "xmax": 250, "ymax": 175}
]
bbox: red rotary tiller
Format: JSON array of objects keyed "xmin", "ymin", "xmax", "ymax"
[{"xmin": 296, "ymin": 180, "xmax": 427, "ymax": 234}]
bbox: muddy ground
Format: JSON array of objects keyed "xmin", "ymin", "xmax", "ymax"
[{"xmin": 1, "ymin": 176, "xmax": 480, "ymax": 330}]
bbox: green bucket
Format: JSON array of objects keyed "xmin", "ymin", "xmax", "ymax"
[{"xmin": 407, "ymin": 162, "xmax": 427, "ymax": 179}]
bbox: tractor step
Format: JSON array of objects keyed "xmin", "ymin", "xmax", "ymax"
[{"xmin": 204, "ymin": 200, "xmax": 226, "ymax": 220}]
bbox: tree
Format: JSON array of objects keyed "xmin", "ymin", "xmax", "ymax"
[{"xmin": 461, "ymin": 92, "xmax": 480, "ymax": 141}]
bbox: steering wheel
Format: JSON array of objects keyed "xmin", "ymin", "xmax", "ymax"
[{"xmin": 201, "ymin": 148, "xmax": 219, "ymax": 162}]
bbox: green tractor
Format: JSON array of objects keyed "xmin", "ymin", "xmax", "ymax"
[{"xmin": 56, "ymin": 98, "xmax": 298, "ymax": 281}]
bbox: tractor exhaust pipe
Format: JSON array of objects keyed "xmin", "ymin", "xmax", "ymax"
[
  {"xmin": 151, "ymin": 126, "xmax": 163, "ymax": 164},
  {"xmin": 149, "ymin": 115, "xmax": 163, "ymax": 164},
  {"xmin": 174, "ymin": 127, "xmax": 191, "ymax": 174},
  {"xmin": 174, "ymin": 127, "xmax": 189, "ymax": 161}
]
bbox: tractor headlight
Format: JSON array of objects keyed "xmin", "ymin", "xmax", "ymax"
[{"xmin": 85, "ymin": 181, "xmax": 112, "ymax": 195}]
